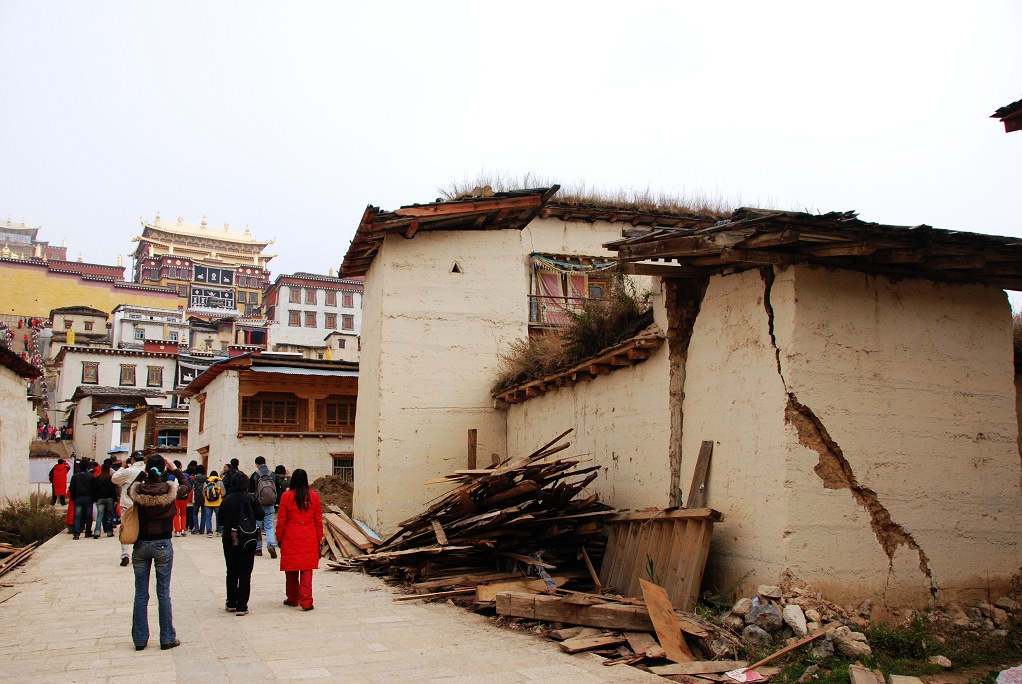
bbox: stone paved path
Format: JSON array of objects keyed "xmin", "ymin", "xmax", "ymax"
[{"xmin": 0, "ymin": 527, "xmax": 662, "ymax": 683}]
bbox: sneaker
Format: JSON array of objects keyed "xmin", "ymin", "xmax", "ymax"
[
  {"xmin": 93, "ymin": 534, "xmax": 101, "ymax": 539},
  {"xmin": 254, "ymin": 549, "xmax": 263, "ymax": 556},
  {"xmin": 120, "ymin": 555, "xmax": 130, "ymax": 566},
  {"xmin": 72, "ymin": 534, "xmax": 80, "ymax": 540},
  {"xmin": 207, "ymin": 533, "xmax": 213, "ymax": 538},
  {"xmin": 226, "ymin": 606, "xmax": 236, "ymax": 613},
  {"xmin": 160, "ymin": 639, "xmax": 181, "ymax": 650},
  {"xmin": 106, "ymin": 532, "xmax": 114, "ymax": 537},
  {"xmin": 268, "ymin": 546, "xmax": 277, "ymax": 559},
  {"xmin": 302, "ymin": 605, "xmax": 314, "ymax": 611},
  {"xmin": 235, "ymin": 609, "xmax": 248, "ymax": 616},
  {"xmin": 135, "ymin": 643, "xmax": 147, "ymax": 651},
  {"xmin": 283, "ymin": 599, "xmax": 298, "ymax": 607}
]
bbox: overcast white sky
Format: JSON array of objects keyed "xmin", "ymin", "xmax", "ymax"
[{"xmin": 1, "ymin": 2, "xmax": 1019, "ymax": 280}]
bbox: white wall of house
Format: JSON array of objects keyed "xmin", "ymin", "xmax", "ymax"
[
  {"xmin": 681, "ymin": 264, "xmax": 1022, "ymax": 607},
  {"xmin": 111, "ymin": 306, "xmax": 188, "ymax": 348},
  {"xmin": 186, "ymin": 369, "xmax": 351, "ymax": 481},
  {"xmin": 267, "ymin": 282, "xmax": 362, "ymax": 351},
  {"xmin": 54, "ymin": 350, "xmax": 177, "ymax": 410},
  {"xmin": 0, "ymin": 364, "xmax": 37, "ymax": 501}
]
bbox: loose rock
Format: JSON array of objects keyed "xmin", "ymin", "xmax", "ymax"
[
  {"xmin": 748, "ymin": 604, "xmax": 784, "ymax": 632},
  {"xmin": 782, "ymin": 604, "xmax": 808, "ymax": 637},
  {"xmin": 758, "ymin": 585, "xmax": 782, "ymax": 599},
  {"xmin": 742, "ymin": 624, "xmax": 771, "ymax": 649},
  {"xmin": 928, "ymin": 655, "xmax": 952, "ymax": 668},
  {"xmin": 732, "ymin": 597, "xmax": 752, "ymax": 616},
  {"xmin": 831, "ymin": 626, "xmax": 872, "ymax": 658},
  {"xmin": 722, "ymin": 614, "xmax": 746, "ymax": 632},
  {"xmin": 810, "ymin": 637, "xmax": 835, "ymax": 659},
  {"xmin": 804, "ymin": 608, "xmax": 821, "ymax": 624}
]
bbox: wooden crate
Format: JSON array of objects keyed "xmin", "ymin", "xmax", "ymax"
[{"xmin": 599, "ymin": 508, "xmax": 721, "ymax": 612}]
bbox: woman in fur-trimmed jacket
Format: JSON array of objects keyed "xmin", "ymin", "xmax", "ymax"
[{"xmin": 127, "ymin": 455, "xmax": 189, "ymax": 651}]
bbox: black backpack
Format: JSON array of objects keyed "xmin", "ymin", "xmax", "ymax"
[{"xmin": 232, "ymin": 495, "xmax": 261, "ymax": 549}]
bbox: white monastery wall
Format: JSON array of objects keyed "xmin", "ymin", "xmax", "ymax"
[
  {"xmin": 683, "ymin": 264, "xmax": 1022, "ymax": 607},
  {"xmin": 0, "ymin": 365, "xmax": 36, "ymax": 501},
  {"xmin": 505, "ymin": 342, "xmax": 673, "ymax": 510},
  {"xmin": 354, "ymin": 230, "xmax": 526, "ymax": 535},
  {"xmin": 188, "ymin": 370, "xmax": 239, "ymax": 472}
]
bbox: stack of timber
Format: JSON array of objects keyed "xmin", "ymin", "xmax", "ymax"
[
  {"xmin": 0, "ymin": 541, "xmax": 38, "ymax": 578},
  {"xmin": 337, "ymin": 429, "xmax": 617, "ymax": 591},
  {"xmin": 320, "ymin": 505, "xmax": 378, "ymax": 562}
]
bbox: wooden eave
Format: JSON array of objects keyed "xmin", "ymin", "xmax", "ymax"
[
  {"xmin": 495, "ymin": 326, "xmax": 664, "ymax": 406},
  {"xmin": 604, "ymin": 208, "xmax": 1022, "ymax": 290},
  {"xmin": 339, "ymin": 187, "xmax": 560, "ymax": 278},
  {"xmin": 539, "ymin": 204, "xmax": 720, "ymax": 231}
]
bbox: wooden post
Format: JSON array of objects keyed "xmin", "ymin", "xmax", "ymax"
[{"xmin": 467, "ymin": 429, "xmax": 477, "ymax": 469}]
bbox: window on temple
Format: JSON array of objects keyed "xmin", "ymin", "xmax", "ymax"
[
  {"xmin": 529, "ymin": 253, "xmax": 616, "ymax": 326},
  {"xmin": 316, "ymin": 396, "xmax": 356, "ymax": 434},
  {"xmin": 82, "ymin": 362, "xmax": 99, "ymax": 384},
  {"xmin": 169, "ymin": 332, "xmax": 178, "ymax": 341},
  {"xmin": 289, "ymin": 287, "xmax": 301, "ymax": 304},
  {"xmin": 304, "ymin": 311, "xmax": 317, "ymax": 328},
  {"xmin": 63, "ymin": 320, "xmax": 72, "ymax": 329},
  {"xmin": 337, "ymin": 339, "xmax": 345, "ymax": 349},
  {"xmin": 237, "ymin": 292, "xmax": 247, "ymax": 303},
  {"xmin": 240, "ymin": 393, "xmax": 301, "ymax": 432},
  {"xmin": 341, "ymin": 315, "xmax": 354, "ymax": 331},
  {"xmin": 305, "ymin": 288, "xmax": 318, "ymax": 304},
  {"xmin": 120, "ymin": 364, "xmax": 136, "ymax": 386},
  {"xmin": 134, "ymin": 328, "xmax": 145, "ymax": 340},
  {"xmin": 342, "ymin": 292, "xmax": 353, "ymax": 308},
  {"xmin": 325, "ymin": 291, "xmax": 337, "ymax": 306},
  {"xmin": 288, "ymin": 310, "xmax": 300, "ymax": 327},
  {"xmin": 332, "ymin": 454, "xmax": 353, "ymax": 482},
  {"xmin": 84, "ymin": 321, "xmax": 94, "ymax": 331},
  {"xmin": 325, "ymin": 313, "xmax": 337, "ymax": 329},
  {"xmin": 147, "ymin": 365, "xmax": 163, "ymax": 387},
  {"xmin": 157, "ymin": 430, "xmax": 181, "ymax": 447}
]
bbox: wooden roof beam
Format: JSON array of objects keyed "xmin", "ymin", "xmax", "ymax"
[
  {"xmin": 806, "ymin": 242, "xmax": 877, "ymax": 258},
  {"xmin": 394, "ymin": 195, "xmax": 542, "ymax": 218},
  {"xmin": 615, "ymin": 262, "xmax": 712, "ymax": 278},
  {"xmin": 403, "ymin": 220, "xmax": 420, "ymax": 239}
]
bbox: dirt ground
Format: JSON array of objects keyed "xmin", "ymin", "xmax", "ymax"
[{"xmin": 311, "ymin": 475, "xmax": 353, "ymax": 516}]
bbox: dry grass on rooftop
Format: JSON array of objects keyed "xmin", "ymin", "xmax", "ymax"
[{"xmin": 439, "ymin": 172, "xmax": 738, "ymax": 219}]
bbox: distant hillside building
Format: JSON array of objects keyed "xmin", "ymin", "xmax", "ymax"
[
  {"xmin": 130, "ymin": 213, "xmax": 275, "ymax": 316},
  {"xmin": 0, "ymin": 218, "xmax": 67, "ymax": 261},
  {"xmin": 263, "ymin": 273, "xmax": 362, "ymax": 360}
]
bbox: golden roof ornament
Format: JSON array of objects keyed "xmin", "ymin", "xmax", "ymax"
[
  {"xmin": 200, "ymin": 215, "xmax": 208, "ymax": 229},
  {"xmin": 155, "ymin": 211, "xmax": 161, "ymax": 226},
  {"xmin": 1, "ymin": 243, "xmax": 11, "ymax": 258}
]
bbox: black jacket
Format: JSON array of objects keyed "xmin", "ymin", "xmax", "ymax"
[
  {"xmin": 219, "ymin": 491, "xmax": 265, "ymax": 548},
  {"xmin": 68, "ymin": 471, "xmax": 95, "ymax": 500}
]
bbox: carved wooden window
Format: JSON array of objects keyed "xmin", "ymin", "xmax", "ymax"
[
  {"xmin": 82, "ymin": 362, "xmax": 99, "ymax": 385},
  {"xmin": 120, "ymin": 364, "xmax": 136, "ymax": 386},
  {"xmin": 289, "ymin": 287, "xmax": 301, "ymax": 304},
  {"xmin": 241, "ymin": 394, "xmax": 300, "ymax": 432},
  {"xmin": 147, "ymin": 366, "xmax": 163, "ymax": 388}
]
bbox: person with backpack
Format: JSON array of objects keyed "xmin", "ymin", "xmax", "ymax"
[
  {"xmin": 248, "ymin": 456, "xmax": 279, "ymax": 558},
  {"xmin": 202, "ymin": 472, "xmax": 226, "ymax": 538},
  {"xmin": 190, "ymin": 464, "xmax": 207, "ymax": 534},
  {"xmin": 275, "ymin": 469, "xmax": 323, "ymax": 611},
  {"xmin": 218, "ymin": 470, "xmax": 264, "ymax": 616}
]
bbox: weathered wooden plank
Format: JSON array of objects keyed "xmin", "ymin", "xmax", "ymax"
[
  {"xmin": 476, "ymin": 576, "xmax": 568, "ymax": 602},
  {"xmin": 623, "ymin": 631, "xmax": 666, "ymax": 659},
  {"xmin": 559, "ymin": 634, "xmax": 627, "ymax": 654},
  {"xmin": 649, "ymin": 660, "xmax": 749, "ymax": 675},
  {"xmin": 496, "ymin": 592, "xmax": 655, "ymax": 631},
  {"xmin": 686, "ymin": 441, "xmax": 713, "ymax": 509},
  {"xmin": 640, "ymin": 578, "xmax": 694, "ymax": 663},
  {"xmin": 431, "ymin": 519, "xmax": 448, "ymax": 546},
  {"xmin": 324, "ymin": 512, "xmax": 373, "ymax": 550}
]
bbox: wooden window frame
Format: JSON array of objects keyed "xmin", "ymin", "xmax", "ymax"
[
  {"xmin": 342, "ymin": 292, "xmax": 354, "ymax": 308},
  {"xmin": 240, "ymin": 393, "xmax": 302, "ymax": 433},
  {"xmin": 147, "ymin": 365, "xmax": 163, "ymax": 388},
  {"xmin": 288, "ymin": 310, "xmax": 301, "ymax": 327},
  {"xmin": 289, "ymin": 287, "xmax": 301, "ymax": 304},
  {"xmin": 304, "ymin": 311, "xmax": 317, "ymax": 328},
  {"xmin": 324, "ymin": 313, "xmax": 337, "ymax": 329},
  {"xmin": 341, "ymin": 314, "xmax": 354, "ymax": 331},
  {"xmin": 82, "ymin": 362, "xmax": 99, "ymax": 385},
  {"xmin": 305, "ymin": 288, "xmax": 318, "ymax": 305},
  {"xmin": 325, "ymin": 291, "xmax": 337, "ymax": 306},
  {"xmin": 119, "ymin": 364, "xmax": 136, "ymax": 387}
]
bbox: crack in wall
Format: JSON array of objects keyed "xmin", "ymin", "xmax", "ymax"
[{"xmin": 760, "ymin": 268, "xmax": 938, "ymax": 598}]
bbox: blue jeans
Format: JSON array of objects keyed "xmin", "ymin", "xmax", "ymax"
[
  {"xmin": 202, "ymin": 506, "xmax": 220, "ymax": 534},
  {"xmin": 257, "ymin": 504, "xmax": 276, "ymax": 551},
  {"xmin": 93, "ymin": 498, "xmax": 114, "ymax": 536},
  {"xmin": 73, "ymin": 497, "xmax": 93, "ymax": 536},
  {"xmin": 132, "ymin": 539, "xmax": 175, "ymax": 648}
]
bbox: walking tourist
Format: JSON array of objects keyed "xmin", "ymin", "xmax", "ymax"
[
  {"xmin": 68, "ymin": 459, "xmax": 95, "ymax": 540},
  {"xmin": 49, "ymin": 458, "xmax": 70, "ymax": 505},
  {"xmin": 112, "ymin": 452, "xmax": 146, "ymax": 566},
  {"xmin": 127, "ymin": 454, "xmax": 188, "ymax": 651},
  {"xmin": 219, "ymin": 471, "xmax": 263, "ymax": 615},
  {"xmin": 191, "ymin": 464, "xmax": 207, "ymax": 534},
  {"xmin": 92, "ymin": 461, "xmax": 117, "ymax": 538},
  {"xmin": 202, "ymin": 471, "xmax": 226, "ymax": 537},
  {"xmin": 275, "ymin": 469, "xmax": 322, "ymax": 611},
  {"xmin": 248, "ymin": 456, "xmax": 279, "ymax": 558}
]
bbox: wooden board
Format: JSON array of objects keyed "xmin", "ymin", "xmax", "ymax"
[
  {"xmin": 496, "ymin": 592, "xmax": 655, "ymax": 631},
  {"xmin": 324, "ymin": 512, "xmax": 373, "ymax": 550},
  {"xmin": 559, "ymin": 634, "xmax": 626, "ymax": 654},
  {"xmin": 322, "ymin": 525, "xmax": 345, "ymax": 560},
  {"xmin": 476, "ymin": 576, "xmax": 568, "ymax": 602},
  {"xmin": 650, "ymin": 661, "xmax": 749, "ymax": 676},
  {"xmin": 624, "ymin": 631, "xmax": 666, "ymax": 659},
  {"xmin": 685, "ymin": 441, "xmax": 713, "ymax": 508},
  {"xmin": 640, "ymin": 578, "xmax": 694, "ymax": 663}
]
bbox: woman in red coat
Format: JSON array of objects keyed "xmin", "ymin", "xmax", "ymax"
[{"xmin": 274, "ymin": 469, "xmax": 322, "ymax": 610}]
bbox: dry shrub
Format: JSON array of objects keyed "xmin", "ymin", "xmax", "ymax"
[
  {"xmin": 0, "ymin": 494, "xmax": 65, "ymax": 546},
  {"xmin": 439, "ymin": 172, "xmax": 740, "ymax": 219},
  {"xmin": 492, "ymin": 279, "xmax": 652, "ymax": 394}
]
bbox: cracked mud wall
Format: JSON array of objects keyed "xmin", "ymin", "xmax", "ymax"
[
  {"xmin": 353, "ymin": 230, "xmax": 525, "ymax": 535},
  {"xmin": 683, "ymin": 265, "xmax": 1021, "ymax": 606}
]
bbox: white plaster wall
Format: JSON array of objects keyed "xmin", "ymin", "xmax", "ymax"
[
  {"xmin": 683, "ymin": 265, "xmax": 1022, "ymax": 607},
  {"xmin": 775, "ymin": 266, "xmax": 1021, "ymax": 606},
  {"xmin": 681, "ymin": 269, "xmax": 793, "ymax": 589},
  {"xmin": 354, "ymin": 230, "xmax": 527, "ymax": 535},
  {"xmin": 0, "ymin": 365, "xmax": 36, "ymax": 501},
  {"xmin": 505, "ymin": 343, "xmax": 673, "ymax": 510},
  {"xmin": 268, "ymin": 284, "xmax": 362, "ymax": 349},
  {"xmin": 55, "ymin": 350, "xmax": 176, "ymax": 408}
]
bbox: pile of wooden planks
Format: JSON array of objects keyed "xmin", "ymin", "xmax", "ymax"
[
  {"xmin": 320, "ymin": 506, "xmax": 379, "ymax": 562},
  {"xmin": 0, "ymin": 541, "xmax": 38, "ymax": 579},
  {"xmin": 331, "ymin": 429, "xmax": 617, "ymax": 590}
]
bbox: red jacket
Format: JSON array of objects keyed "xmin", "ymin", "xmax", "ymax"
[
  {"xmin": 50, "ymin": 462, "xmax": 71, "ymax": 495},
  {"xmin": 275, "ymin": 490, "xmax": 323, "ymax": 572}
]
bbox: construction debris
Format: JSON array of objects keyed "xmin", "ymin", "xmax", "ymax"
[{"xmin": 0, "ymin": 542, "xmax": 38, "ymax": 578}]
